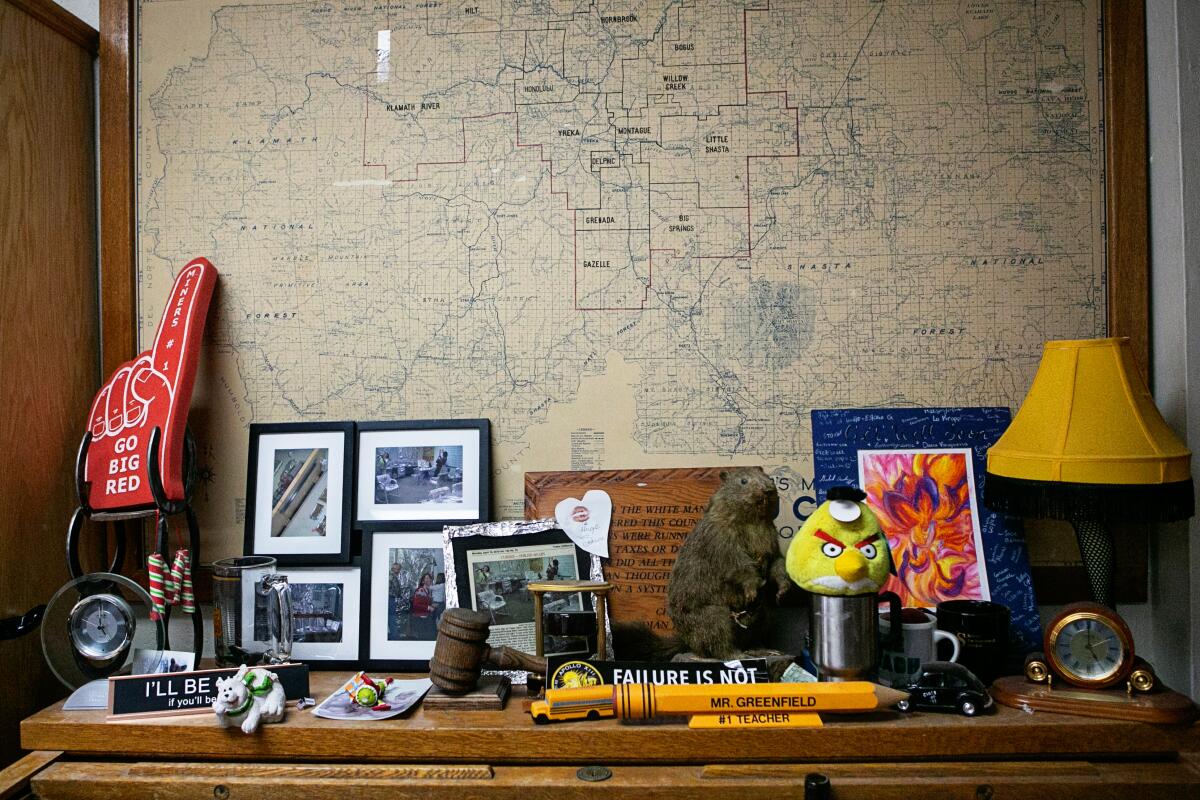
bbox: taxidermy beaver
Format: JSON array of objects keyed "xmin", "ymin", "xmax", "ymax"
[
  {"xmin": 614, "ymin": 467, "xmax": 789, "ymax": 660},
  {"xmin": 669, "ymin": 467, "xmax": 789, "ymax": 658}
]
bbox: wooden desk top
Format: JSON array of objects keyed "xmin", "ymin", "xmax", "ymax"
[{"xmin": 21, "ymin": 672, "xmax": 1200, "ymax": 765}]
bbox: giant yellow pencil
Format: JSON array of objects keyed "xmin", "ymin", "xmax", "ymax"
[{"xmin": 530, "ymin": 682, "xmax": 907, "ymax": 723}]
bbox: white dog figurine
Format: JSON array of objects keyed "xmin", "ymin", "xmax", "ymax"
[{"xmin": 212, "ymin": 665, "xmax": 286, "ymax": 733}]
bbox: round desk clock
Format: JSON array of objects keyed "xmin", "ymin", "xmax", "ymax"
[
  {"xmin": 1024, "ymin": 602, "xmax": 1154, "ymax": 692},
  {"xmin": 42, "ymin": 572, "xmax": 165, "ymax": 689},
  {"xmin": 68, "ymin": 592, "xmax": 135, "ymax": 668}
]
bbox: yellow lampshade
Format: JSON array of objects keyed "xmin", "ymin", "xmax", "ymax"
[{"xmin": 987, "ymin": 338, "xmax": 1191, "ymax": 486}]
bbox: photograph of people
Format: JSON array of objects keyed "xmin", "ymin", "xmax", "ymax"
[
  {"xmin": 472, "ymin": 549, "xmax": 581, "ymax": 625},
  {"xmin": 410, "ymin": 573, "xmax": 435, "ymax": 640},
  {"xmin": 385, "ymin": 546, "xmax": 445, "ymax": 641},
  {"xmin": 373, "ymin": 446, "xmax": 464, "ymax": 505}
]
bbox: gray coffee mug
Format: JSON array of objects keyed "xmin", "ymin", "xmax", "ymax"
[{"xmin": 878, "ymin": 607, "xmax": 961, "ymax": 687}]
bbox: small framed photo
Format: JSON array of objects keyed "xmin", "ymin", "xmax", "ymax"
[
  {"xmin": 244, "ymin": 422, "xmax": 354, "ymax": 564},
  {"xmin": 355, "ymin": 419, "xmax": 490, "ymax": 532},
  {"xmin": 362, "ymin": 531, "xmax": 447, "ymax": 670},
  {"xmin": 443, "ymin": 519, "xmax": 604, "ymax": 679},
  {"xmin": 240, "ymin": 563, "xmax": 362, "ymax": 667}
]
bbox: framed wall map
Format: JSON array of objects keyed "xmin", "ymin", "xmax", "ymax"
[{"xmin": 99, "ymin": 1, "xmax": 1149, "ymax": 598}]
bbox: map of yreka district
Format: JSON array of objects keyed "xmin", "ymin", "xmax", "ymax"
[{"xmin": 137, "ymin": 0, "xmax": 1106, "ymax": 558}]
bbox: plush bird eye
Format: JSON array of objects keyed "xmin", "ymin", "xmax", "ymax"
[
  {"xmin": 821, "ymin": 542, "xmax": 843, "ymax": 558},
  {"xmin": 859, "ymin": 543, "xmax": 878, "ymax": 559},
  {"xmin": 740, "ymin": 477, "xmax": 748, "ymax": 485}
]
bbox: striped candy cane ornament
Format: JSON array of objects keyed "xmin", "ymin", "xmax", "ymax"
[
  {"xmin": 163, "ymin": 552, "xmax": 180, "ymax": 605},
  {"xmin": 173, "ymin": 549, "xmax": 196, "ymax": 614},
  {"xmin": 147, "ymin": 553, "xmax": 167, "ymax": 621},
  {"xmin": 166, "ymin": 550, "xmax": 183, "ymax": 604}
]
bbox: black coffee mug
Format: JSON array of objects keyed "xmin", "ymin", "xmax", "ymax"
[{"xmin": 935, "ymin": 600, "xmax": 1010, "ymax": 683}]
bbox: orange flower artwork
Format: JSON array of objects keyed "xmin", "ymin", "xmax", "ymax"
[{"xmin": 859, "ymin": 450, "xmax": 987, "ymax": 608}]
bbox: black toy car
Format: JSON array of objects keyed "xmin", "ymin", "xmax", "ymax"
[{"xmin": 896, "ymin": 661, "xmax": 994, "ymax": 716}]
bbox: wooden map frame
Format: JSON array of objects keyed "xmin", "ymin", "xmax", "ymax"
[
  {"xmin": 98, "ymin": 0, "xmax": 1149, "ymax": 376},
  {"xmin": 96, "ymin": 0, "xmax": 1152, "ymax": 602}
]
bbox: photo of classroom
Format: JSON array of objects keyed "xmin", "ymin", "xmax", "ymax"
[
  {"xmin": 374, "ymin": 445, "xmax": 464, "ymax": 505},
  {"xmin": 471, "ymin": 549, "xmax": 581, "ymax": 625}
]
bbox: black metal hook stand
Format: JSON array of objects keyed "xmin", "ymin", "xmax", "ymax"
[
  {"xmin": 0, "ymin": 605, "xmax": 45, "ymax": 641},
  {"xmin": 66, "ymin": 426, "xmax": 204, "ymax": 667}
]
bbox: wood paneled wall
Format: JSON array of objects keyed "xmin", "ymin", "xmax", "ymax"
[{"xmin": 0, "ymin": 0, "xmax": 99, "ymax": 768}]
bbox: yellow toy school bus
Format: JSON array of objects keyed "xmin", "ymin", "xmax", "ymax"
[{"xmin": 529, "ymin": 685, "xmax": 615, "ymax": 724}]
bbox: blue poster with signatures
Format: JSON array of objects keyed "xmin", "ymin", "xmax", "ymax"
[{"xmin": 811, "ymin": 407, "xmax": 1040, "ymax": 653}]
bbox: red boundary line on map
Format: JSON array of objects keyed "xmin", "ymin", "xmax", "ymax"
[{"xmin": 360, "ymin": 4, "xmax": 805, "ymax": 312}]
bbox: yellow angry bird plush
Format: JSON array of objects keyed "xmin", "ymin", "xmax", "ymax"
[{"xmin": 786, "ymin": 486, "xmax": 894, "ymax": 596}]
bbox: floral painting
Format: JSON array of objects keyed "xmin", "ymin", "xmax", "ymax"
[{"xmin": 857, "ymin": 449, "xmax": 990, "ymax": 608}]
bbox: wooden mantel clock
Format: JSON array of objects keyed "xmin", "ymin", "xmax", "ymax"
[
  {"xmin": 1030, "ymin": 602, "xmax": 1150, "ymax": 692},
  {"xmin": 991, "ymin": 603, "xmax": 1196, "ymax": 723}
]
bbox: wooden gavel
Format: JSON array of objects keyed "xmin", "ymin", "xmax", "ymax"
[{"xmin": 429, "ymin": 608, "xmax": 547, "ymax": 694}]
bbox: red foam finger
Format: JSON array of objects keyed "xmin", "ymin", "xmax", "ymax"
[{"xmin": 84, "ymin": 258, "xmax": 217, "ymax": 512}]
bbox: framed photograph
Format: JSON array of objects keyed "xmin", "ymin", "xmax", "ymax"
[
  {"xmin": 244, "ymin": 422, "xmax": 354, "ymax": 564},
  {"xmin": 443, "ymin": 519, "xmax": 605, "ymax": 680},
  {"xmin": 355, "ymin": 419, "xmax": 490, "ymax": 531},
  {"xmin": 362, "ymin": 531, "xmax": 447, "ymax": 670},
  {"xmin": 240, "ymin": 564, "xmax": 362, "ymax": 667}
]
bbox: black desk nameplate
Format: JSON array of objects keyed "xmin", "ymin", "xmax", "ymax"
[
  {"xmin": 107, "ymin": 663, "xmax": 310, "ymax": 719},
  {"xmin": 544, "ymin": 656, "xmax": 770, "ymax": 688}
]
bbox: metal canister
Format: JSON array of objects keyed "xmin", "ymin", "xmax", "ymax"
[{"xmin": 808, "ymin": 591, "xmax": 901, "ymax": 682}]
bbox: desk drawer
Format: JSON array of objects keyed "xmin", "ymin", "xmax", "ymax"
[{"xmin": 29, "ymin": 759, "xmax": 1200, "ymax": 799}]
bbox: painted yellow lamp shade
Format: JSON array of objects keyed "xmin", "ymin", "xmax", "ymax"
[
  {"xmin": 987, "ymin": 338, "xmax": 1190, "ymax": 486},
  {"xmin": 984, "ymin": 337, "xmax": 1194, "ymax": 607}
]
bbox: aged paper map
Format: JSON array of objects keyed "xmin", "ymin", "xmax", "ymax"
[{"xmin": 137, "ymin": 0, "xmax": 1106, "ymax": 558}]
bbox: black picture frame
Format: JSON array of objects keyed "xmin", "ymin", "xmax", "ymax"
[
  {"xmin": 444, "ymin": 520, "xmax": 595, "ymax": 625},
  {"xmin": 243, "ymin": 421, "xmax": 355, "ymax": 565},
  {"xmin": 360, "ymin": 530, "xmax": 446, "ymax": 671},
  {"xmin": 238, "ymin": 561, "xmax": 363, "ymax": 671},
  {"xmin": 354, "ymin": 419, "xmax": 490, "ymax": 533}
]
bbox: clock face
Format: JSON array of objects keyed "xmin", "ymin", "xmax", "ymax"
[
  {"xmin": 1053, "ymin": 617, "xmax": 1126, "ymax": 683},
  {"xmin": 68, "ymin": 594, "xmax": 134, "ymax": 662}
]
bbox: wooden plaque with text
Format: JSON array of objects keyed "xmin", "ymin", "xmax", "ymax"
[{"xmin": 525, "ymin": 468, "xmax": 725, "ymax": 633}]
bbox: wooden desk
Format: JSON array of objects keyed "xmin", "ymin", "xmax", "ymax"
[{"xmin": 15, "ymin": 672, "xmax": 1200, "ymax": 798}]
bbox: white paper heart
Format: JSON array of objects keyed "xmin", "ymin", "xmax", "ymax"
[{"xmin": 554, "ymin": 490, "xmax": 613, "ymax": 558}]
